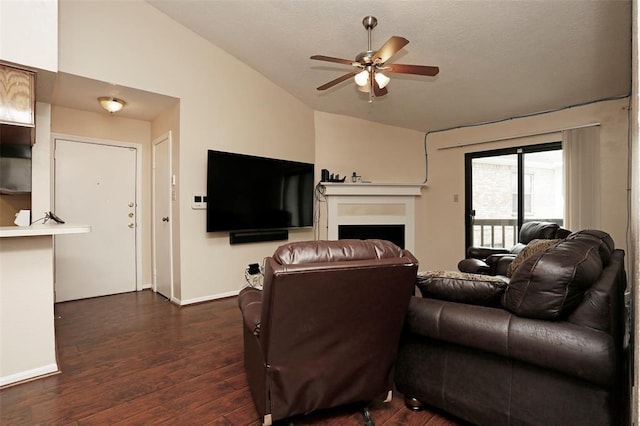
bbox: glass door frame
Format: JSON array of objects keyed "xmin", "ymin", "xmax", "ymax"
[{"xmin": 464, "ymin": 141, "xmax": 562, "ymax": 252}]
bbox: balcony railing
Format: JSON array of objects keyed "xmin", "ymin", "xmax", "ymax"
[{"xmin": 472, "ymin": 218, "xmax": 563, "ymax": 248}]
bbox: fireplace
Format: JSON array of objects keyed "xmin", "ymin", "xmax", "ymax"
[
  {"xmin": 339, "ymin": 224, "xmax": 405, "ymax": 249},
  {"xmin": 321, "ymin": 183, "xmax": 424, "ymax": 253}
]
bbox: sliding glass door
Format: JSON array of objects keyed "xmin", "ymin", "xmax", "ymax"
[{"xmin": 464, "ymin": 142, "xmax": 563, "ymax": 251}]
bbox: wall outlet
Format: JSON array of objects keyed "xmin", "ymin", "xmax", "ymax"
[{"xmin": 192, "ymin": 195, "xmax": 207, "ymax": 209}]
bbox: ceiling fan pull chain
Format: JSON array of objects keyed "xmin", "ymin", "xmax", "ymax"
[{"xmin": 369, "ymin": 68, "xmax": 374, "ymax": 103}]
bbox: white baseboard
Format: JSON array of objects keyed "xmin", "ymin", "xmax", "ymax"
[
  {"xmin": 0, "ymin": 363, "xmax": 59, "ymax": 387},
  {"xmin": 177, "ymin": 289, "xmax": 240, "ymax": 306},
  {"xmin": 140, "ymin": 283, "xmax": 153, "ymax": 290}
]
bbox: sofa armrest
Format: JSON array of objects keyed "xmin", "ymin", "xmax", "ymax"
[
  {"xmin": 487, "ymin": 254, "xmax": 517, "ymax": 276},
  {"xmin": 466, "ymin": 246, "xmax": 510, "ymax": 259},
  {"xmin": 238, "ymin": 287, "xmax": 262, "ymax": 336},
  {"xmin": 457, "ymin": 258, "xmax": 491, "ymax": 274},
  {"xmin": 405, "ymin": 297, "xmax": 615, "ymax": 387},
  {"xmin": 485, "ymin": 253, "xmax": 517, "ymax": 276}
]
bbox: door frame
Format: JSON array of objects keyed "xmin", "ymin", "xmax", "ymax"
[
  {"xmin": 151, "ymin": 131, "xmax": 174, "ymax": 300},
  {"xmin": 464, "ymin": 141, "xmax": 562, "ymax": 253},
  {"xmin": 52, "ymin": 133, "xmax": 143, "ymax": 291}
]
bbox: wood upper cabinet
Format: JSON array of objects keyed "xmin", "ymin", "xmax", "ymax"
[{"xmin": 0, "ymin": 64, "xmax": 36, "ymax": 127}]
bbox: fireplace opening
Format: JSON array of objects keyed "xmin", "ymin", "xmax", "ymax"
[{"xmin": 338, "ymin": 224, "xmax": 405, "ymax": 249}]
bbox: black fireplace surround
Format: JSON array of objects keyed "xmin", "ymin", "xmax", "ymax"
[{"xmin": 338, "ymin": 224, "xmax": 405, "ymax": 249}]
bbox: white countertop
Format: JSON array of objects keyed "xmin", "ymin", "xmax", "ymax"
[{"xmin": 0, "ymin": 223, "xmax": 91, "ymax": 238}]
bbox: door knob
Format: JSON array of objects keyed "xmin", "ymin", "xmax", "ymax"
[
  {"xmin": 128, "ymin": 212, "xmax": 134, "ymax": 218},
  {"xmin": 128, "ymin": 223, "xmax": 134, "ymax": 228},
  {"xmin": 129, "ymin": 202, "xmax": 134, "ymax": 208},
  {"xmin": 162, "ymin": 217, "xmax": 169, "ymax": 222}
]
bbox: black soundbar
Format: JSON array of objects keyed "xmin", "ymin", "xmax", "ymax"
[{"xmin": 229, "ymin": 229, "xmax": 289, "ymax": 245}]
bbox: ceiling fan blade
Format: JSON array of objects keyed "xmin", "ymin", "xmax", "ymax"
[
  {"xmin": 316, "ymin": 70, "xmax": 359, "ymax": 91},
  {"xmin": 386, "ymin": 64, "xmax": 440, "ymax": 76},
  {"xmin": 372, "ymin": 36, "xmax": 409, "ymax": 63},
  {"xmin": 310, "ymin": 55, "xmax": 355, "ymax": 66}
]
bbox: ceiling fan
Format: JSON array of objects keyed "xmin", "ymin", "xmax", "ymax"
[{"xmin": 310, "ymin": 16, "xmax": 439, "ymax": 102}]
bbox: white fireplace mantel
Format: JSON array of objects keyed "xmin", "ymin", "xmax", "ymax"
[
  {"xmin": 321, "ymin": 182, "xmax": 424, "ymax": 197},
  {"xmin": 321, "ymin": 182, "xmax": 425, "ymax": 252}
]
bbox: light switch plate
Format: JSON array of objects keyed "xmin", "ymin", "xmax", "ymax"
[{"xmin": 192, "ymin": 195, "xmax": 207, "ymax": 209}]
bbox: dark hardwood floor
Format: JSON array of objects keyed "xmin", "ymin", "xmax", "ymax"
[{"xmin": 0, "ymin": 290, "xmax": 462, "ymax": 425}]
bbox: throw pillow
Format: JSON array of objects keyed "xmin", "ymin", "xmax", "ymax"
[
  {"xmin": 416, "ymin": 270, "xmax": 508, "ymax": 306},
  {"xmin": 506, "ymin": 238, "xmax": 561, "ymax": 277}
]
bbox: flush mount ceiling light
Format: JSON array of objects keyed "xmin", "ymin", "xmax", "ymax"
[{"xmin": 98, "ymin": 97, "xmax": 126, "ymax": 113}]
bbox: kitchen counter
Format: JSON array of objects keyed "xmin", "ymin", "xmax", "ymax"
[
  {"xmin": 0, "ymin": 223, "xmax": 90, "ymax": 386},
  {"xmin": 0, "ymin": 223, "xmax": 90, "ymax": 238}
]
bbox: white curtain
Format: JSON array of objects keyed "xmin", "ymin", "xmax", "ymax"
[{"xmin": 562, "ymin": 126, "xmax": 601, "ymax": 231}]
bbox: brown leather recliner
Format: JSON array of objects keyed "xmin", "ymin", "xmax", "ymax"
[
  {"xmin": 396, "ymin": 230, "xmax": 628, "ymax": 425},
  {"xmin": 458, "ymin": 221, "xmax": 571, "ymax": 275},
  {"xmin": 238, "ymin": 239, "xmax": 418, "ymax": 425}
]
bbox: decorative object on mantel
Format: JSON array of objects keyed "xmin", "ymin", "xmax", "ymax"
[
  {"xmin": 351, "ymin": 172, "xmax": 362, "ymax": 183},
  {"xmin": 320, "ymin": 168, "xmax": 346, "ymax": 182},
  {"xmin": 98, "ymin": 96, "xmax": 126, "ymax": 113}
]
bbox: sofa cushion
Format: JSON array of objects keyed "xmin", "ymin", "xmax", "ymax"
[
  {"xmin": 416, "ymin": 270, "xmax": 508, "ymax": 306},
  {"xmin": 506, "ymin": 238, "xmax": 562, "ymax": 277},
  {"xmin": 503, "ymin": 239, "xmax": 603, "ymax": 319}
]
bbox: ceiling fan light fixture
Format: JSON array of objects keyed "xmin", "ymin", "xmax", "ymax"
[
  {"xmin": 354, "ymin": 69, "xmax": 369, "ymax": 87},
  {"xmin": 374, "ymin": 72, "xmax": 390, "ymax": 89},
  {"xmin": 98, "ymin": 97, "xmax": 126, "ymax": 113}
]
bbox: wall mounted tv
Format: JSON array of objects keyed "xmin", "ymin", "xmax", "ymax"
[{"xmin": 206, "ymin": 150, "xmax": 314, "ymax": 235}]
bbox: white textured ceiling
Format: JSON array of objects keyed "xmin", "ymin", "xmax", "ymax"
[{"xmin": 145, "ymin": 0, "xmax": 631, "ymax": 132}]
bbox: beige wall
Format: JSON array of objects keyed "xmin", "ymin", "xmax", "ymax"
[
  {"xmin": 314, "ymin": 111, "xmax": 426, "ymax": 184},
  {"xmin": 0, "ymin": 0, "xmax": 57, "ymax": 72},
  {"xmin": 51, "ymin": 106, "xmax": 153, "ymax": 286},
  {"xmin": 58, "ymin": 0, "xmax": 316, "ymax": 302}
]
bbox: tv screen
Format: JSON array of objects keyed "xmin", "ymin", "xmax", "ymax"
[{"xmin": 206, "ymin": 150, "xmax": 314, "ymax": 232}]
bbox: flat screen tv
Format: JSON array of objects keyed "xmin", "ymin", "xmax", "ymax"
[{"xmin": 206, "ymin": 150, "xmax": 314, "ymax": 233}]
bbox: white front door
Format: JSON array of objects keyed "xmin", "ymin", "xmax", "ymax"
[
  {"xmin": 54, "ymin": 138, "xmax": 138, "ymax": 302},
  {"xmin": 152, "ymin": 133, "xmax": 173, "ymax": 300}
]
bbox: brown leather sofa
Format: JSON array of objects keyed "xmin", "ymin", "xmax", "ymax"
[
  {"xmin": 458, "ymin": 221, "xmax": 571, "ymax": 275},
  {"xmin": 395, "ymin": 230, "xmax": 628, "ymax": 425},
  {"xmin": 238, "ymin": 239, "xmax": 418, "ymax": 425}
]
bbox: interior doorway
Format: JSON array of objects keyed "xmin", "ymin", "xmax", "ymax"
[
  {"xmin": 53, "ymin": 136, "xmax": 142, "ymax": 302},
  {"xmin": 152, "ymin": 132, "xmax": 173, "ymax": 300}
]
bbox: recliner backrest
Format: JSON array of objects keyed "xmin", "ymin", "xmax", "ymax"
[
  {"xmin": 259, "ymin": 239, "xmax": 418, "ymax": 421},
  {"xmin": 519, "ymin": 221, "xmax": 560, "ymax": 245},
  {"xmin": 272, "ymin": 238, "xmax": 404, "ymax": 265}
]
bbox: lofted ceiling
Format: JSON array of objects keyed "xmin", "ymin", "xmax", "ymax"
[{"xmin": 146, "ymin": 0, "xmax": 631, "ymax": 132}]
